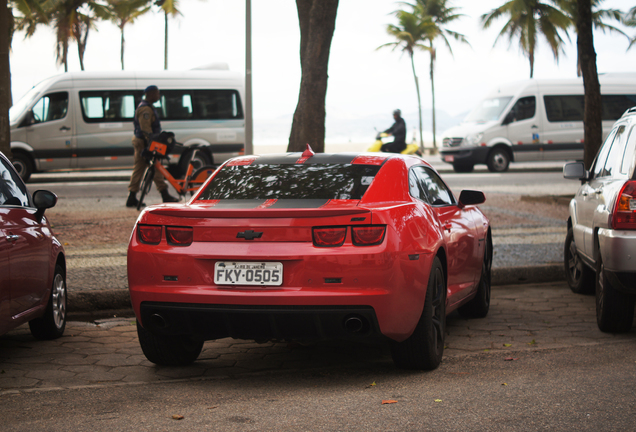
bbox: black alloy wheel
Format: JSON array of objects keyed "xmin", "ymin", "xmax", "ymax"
[{"xmin": 595, "ymin": 253, "xmax": 635, "ymax": 333}]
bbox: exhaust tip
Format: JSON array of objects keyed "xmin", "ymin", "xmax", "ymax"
[
  {"xmin": 150, "ymin": 313, "xmax": 168, "ymax": 329},
  {"xmin": 344, "ymin": 315, "xmax": 365, "ymax": 334}
]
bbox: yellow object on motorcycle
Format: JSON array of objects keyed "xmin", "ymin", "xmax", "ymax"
[{"xmin": 367, "ymin": 140, "xmax": 421, "ymax": 155}]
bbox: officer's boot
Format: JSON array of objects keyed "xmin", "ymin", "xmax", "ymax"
[
  {"xmin": 126, "ymin": 192, "xmax": 139, "ymax": 208},
  {"xmin": 161, "ymin": 189, "xmax": 179, "ymax": 203}
]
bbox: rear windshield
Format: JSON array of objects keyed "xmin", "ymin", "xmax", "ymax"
[{"xmin": 197, "ymin": 163, "xmax": 381, "ymax": 200}]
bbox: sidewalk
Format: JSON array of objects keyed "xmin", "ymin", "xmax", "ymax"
[{"xmin": 0, "ymin": 281, "xmax": 626, "ymax": 395}]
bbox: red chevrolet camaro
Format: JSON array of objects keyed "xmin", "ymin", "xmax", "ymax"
[{"xmin": 128, "ymin": 148, "xmax": 492, "ymax": 370}]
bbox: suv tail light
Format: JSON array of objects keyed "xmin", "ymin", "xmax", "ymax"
[
  {"xmin": 352, "ymin": 226, "xmax": 386, "ymax": 246},
  {"xmin": 138, "ymin": 225, "xmax": 162, "ymax": 244},
  {"xmin": 313, "ymin": 227, "xmax": 347, "ymax": 247},
  {"xmin": 166, "ymin": 226, "xmax": 193, "ymax": 246},
  {"xmin": 613, "ymin": 181, "xmax": 636, "ymax": 230}
]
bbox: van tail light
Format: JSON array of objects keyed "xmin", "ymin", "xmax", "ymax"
[
  {"xmin": 138, "ymin": 225, "xmax": 162, "ymax": 244},
  {"xmin": 612, "ymin": 181, "xmax": 636, "ymax": 230},
  {"xmin": 352, "ymin": 226, "xmax": 386, "ymax": 246},
  {"xmin": 166, "ymin": 226, "xmax": 193, "ymax": 246},
  {"xmin": 313, "ymin": 227, "xmax": 347, "ymax": 247}
]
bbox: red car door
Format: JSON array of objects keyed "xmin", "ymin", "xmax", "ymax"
[
  {"xmin": 412, "ymin": 166, "xmax": 481, "ymax": 304},
  {"xmin": 0, "ymin": 157, "xmax": 51, "ymax": 318},
  {"xmin": 0, "ymin": 218, "xmax": 11, "ymax": 334}
]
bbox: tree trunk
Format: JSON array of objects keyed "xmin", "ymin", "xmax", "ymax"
[
  {"xmin": 164, "ymin": 11, "xmax": 168, "ymax": 70},
  {"xmin": 429, "ymin": 47, "xmax": 437, "ymax": 151},
  {"xmin": 576, "ymin": 0, "xmax": 602, "ymax": 170},
  {"xmin": 410, "ymin": 52, "xmax": 423, "ymax": 152},
  {"xmin": 120, "ymin": 25, "xmax": 125, "ymax": 70},
  {"xmin": 287, "ymin": 0, "xmax": 339, "ymax": 153},
  {"xmin": 0, "ymin": 0, "xmax": 12, "ymax": 159}
]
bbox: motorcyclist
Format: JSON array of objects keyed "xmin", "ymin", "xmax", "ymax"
[{"xmin": 381, "ymin": 109, "xmax": 407, "ymax": 153}]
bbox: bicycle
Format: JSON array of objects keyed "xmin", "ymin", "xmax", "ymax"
[{"xmin": 137, "ymin": 132, "xmax": 217, "ymax": 210}]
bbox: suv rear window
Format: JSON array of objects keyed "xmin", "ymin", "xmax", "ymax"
[{"xmin": 197, "ymin": 164, "xmax": 381, "ymax": 201}]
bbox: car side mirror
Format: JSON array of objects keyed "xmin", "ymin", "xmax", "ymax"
[
  {"xmin": 33, "ymin": 190, "xmax": 57, "ymax": 221},
  {"xmin": 502, "ymin": 111, "xmax": 514, "ymax": 126},
  {"xmin": 563, "ymin": 162, "xmax": 589, "ymax": 181},
  {"xmin": 458, "ymin": 190, "xmax": 486, "ymax": 208}
]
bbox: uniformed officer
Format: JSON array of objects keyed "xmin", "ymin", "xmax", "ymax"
[{"xmin": 126, "ymin": 85, "xmax": 178, "ymax": 207}]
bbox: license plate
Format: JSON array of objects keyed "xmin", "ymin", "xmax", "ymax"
[
  {"xmin": 214, "ymin": 261, "xmax": 283, "ymax": 286},
  {"xmin": 444, "ymin": 155, "xmax": 454, "ymax": 162}
]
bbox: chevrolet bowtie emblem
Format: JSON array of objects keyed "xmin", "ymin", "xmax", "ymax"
[{"xmin": 237, "ymin": 230, "xmax": 263, "ymax": 240}]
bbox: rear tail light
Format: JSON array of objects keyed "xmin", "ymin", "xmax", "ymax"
[
  {"xmin": 352, "ymin": 226, "xmax": 386, "ymax": 246},
  {"xmin": 138, "ymin": 225, "xmax": 162, "ymax": 244},
  {"xmin": 313, "ymin": 227, "xmax": 347, "ymax": 247},
  {"xmin": 612, "ymin": 181, "xmax": 636, "ymax": 230},
  {"xmin": 166, "ymin": 226, "xmax": 193, "ymax": 246}
]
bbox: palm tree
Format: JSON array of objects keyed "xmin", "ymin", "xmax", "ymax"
[
  {"xmin": 625, "ymin": 5, "xmax": 636, "ymax": 49},
  {"xmin": 106, "ymin": 0, "xmax": 151, "ymax": 70},
  {"xmin": 481, "ymin": 0, "xmax": 571, "ymax": 78},
  {"xmin": 378, "ymin": 9, "xmax": 433, "ymax": 152},
  {"xmin": 155, "ymin": 0, "xmax": 180, "ymax": 70},
  {"xmin": 407, "ymin": 0, "xmax": 468, "ymax": 151},
  {"xmin": 48, "ymin": 0, "xmax": 110, "ymax": 72},
  {"xmin": 554, "ymin": 0, "xmax": 629, "ymax": 75}
]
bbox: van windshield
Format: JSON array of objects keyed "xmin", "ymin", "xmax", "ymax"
[
  {"xmin": 9, "ymin": 78, "xmax": 53, "ymax": 124},
  {"xmin": 464, "ymin": 96, "xmax": 512, "ymax": 123}
]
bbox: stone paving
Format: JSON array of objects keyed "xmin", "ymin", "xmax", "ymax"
[{"xmin": 1, "ymin": 281, "xmax": 634, "ymax": 396}]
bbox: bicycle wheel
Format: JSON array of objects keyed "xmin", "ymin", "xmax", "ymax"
[
  {"xmin": 138, "ymin": 165, "xmax": 155, "ymax": 210},
  {"xmin": 187, "ymin": 165, "xmax": 217, "ymax": 195}
]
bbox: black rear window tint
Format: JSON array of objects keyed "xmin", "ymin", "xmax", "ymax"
[{"xmin": 197, "ymin": 163, "xmax": 381, "ymax": 200}]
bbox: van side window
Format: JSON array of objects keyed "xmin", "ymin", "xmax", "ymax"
[
  {"xmin": 31, "ymin": 92, "xmax": 68, "ymax": 123},
  {"xmin": 507, "ymin": 96, "xmax": 536, "ymax": 123},
  {"xmin": 545, "ymin": 95, "xmax": 636, "ymax": 122},
  {"xmin": 80, "ymin": 91, "xmax": 142, "ymax": 122},
  {"xmin": 157, "ymin": 90, "xmax": 244, "ymax": 121}
]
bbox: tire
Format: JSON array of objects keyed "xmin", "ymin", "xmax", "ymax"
[
  {"xmin": 180, "ymin": 148, "xmax": 211, "ymax": 177},
  {"xmin": 564, "ymin": 227, "xmax": 595, "ymax": 294},
  {"xmin": 596, "ymin": 254, "xmax": 635, "ymax": 333},
  {"xmin": 391, "ymin": 257, "xmax": 446, "ymax": 370},
  {"xmin": 11, "ymin": 151, "xmax": 34, "ymax": 182},
  {"xmin": 137, "ymin": 165, "xmax": 155, "ymax": 211},
  {"xmin": 452, "ymin": 162, "xmax": 474, "ymax": 173},
  {"xmin": 136, "ymin": 320, "xmax": 204, "ymax": 366},
  {"xmin": 458, "ymin": 231, "xmax": 492, "ymax": 318},
  {"xmin": 29, "ymin": 264, "xmax": 67, "ymax": 340},
  {"xmin": 487, "ymin": 147, "xmax": 510, "ymax": 172}
]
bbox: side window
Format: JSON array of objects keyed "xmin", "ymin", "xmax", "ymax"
[
  {"xmin": 544, "ymin": 95, "xmax": 585, "ymax": 123},
  {"xmin": 31, "ymin": 92, "xmax": 68, "ymax": 123},
  {"xmin": 602, "ymin": 125, "xmax": 628, "ymax": 178},
  {"xmin": 413, "ymin": 166, "xmax": 455, "ymax": 206},
  {"xmin": 0, "ymin": 158, "xmax": 29, "ymax": 206},
  {"xmin": 592, "ymin": 127, "xmax": 619, "ymax": 178},
  {"xmin": 602, "ymin": 95, "xmax": 636, "ymax": 121},
  {"xmin": 507, "ymin": 96, "xmax": 536, "ymax": 123},
  {"xmin": 80, "ymin": 91, "xmax": 143, "ymax": 122},
  {"xmin": 621, "ymin": 126, "xmax": 636, "ymax": 175},
  {"xmin": 408, "ymin": 169, "xmax": 428, "ymax": 202}
]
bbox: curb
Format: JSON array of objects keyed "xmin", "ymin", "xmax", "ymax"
[{"xmin": 66, "ymin": 264, "xmax": 566, "ymax": 315}]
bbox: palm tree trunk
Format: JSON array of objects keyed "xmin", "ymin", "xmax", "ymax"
[
  {"xmin": 120, "ymin": 26, "xmax": 125, "ymax": 70},
  {"xmin": 429, "ymin": 48, "xmax": 437, "ymax": 151},
  {"xmin": 164, "ymin": 10, "xmax": 168, "ymax": 70},
  {"xmin": 0, "ymin": 0, "xmax": 12, "ymax": 158},
  {"xmin": 410, "ymin": 52, "xmax": 424, "ymax": 152}
]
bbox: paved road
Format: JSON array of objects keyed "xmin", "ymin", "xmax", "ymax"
[{"xmin": 1, "ymin": 281, "xmax": 635, "ymax": 430}]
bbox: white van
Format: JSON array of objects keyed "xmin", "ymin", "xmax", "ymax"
[
  {"xmin": 440, "ymin": 74, "xmax": 636, "ymax": 172},
  {"xmin": 9, "ymin": 68, "xmax": 245, "ymax": 181}
]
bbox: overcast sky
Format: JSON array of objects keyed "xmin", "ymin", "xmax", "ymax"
[{"xmin": 9, "ymin": 0, "xmax": 635, "ymax": 145}]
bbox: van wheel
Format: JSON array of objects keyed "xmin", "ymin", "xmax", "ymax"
[
  {"xmin": 11, "ymin": 151, "xmax": 34, "ymax": 182},
  {"xmin": 487, "ymin": 148, "xmax": 510, "ymax": 172},
  {"xmin": 180, "ymin": 149, "xmax": 211, "ymax": 176},
  {"xmin": 453, "ymin": 162, "xmax": 474, "ymax": 173}
]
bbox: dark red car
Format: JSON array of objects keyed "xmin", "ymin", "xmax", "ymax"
[
  {"xmin": 128, "ymin": 149, "xmax": 491, "ymax": 370},
  {"xmin": 0, "ymin": 151, "xmax": 66, "ymax": 339}
]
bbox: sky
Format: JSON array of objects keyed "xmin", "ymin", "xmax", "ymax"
[{"xmin": 9, "ymin": 0, "xmax": 636, "ymax": 147}]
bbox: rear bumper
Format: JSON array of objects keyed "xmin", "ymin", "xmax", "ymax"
[{"xmin": 139, "ymin": 302, "xmax": 384, "ymax": 342}]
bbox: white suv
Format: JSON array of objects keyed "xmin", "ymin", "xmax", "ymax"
[{"xmin": 564, "ymin": 107, "xmax": 636, "ymax": 333}]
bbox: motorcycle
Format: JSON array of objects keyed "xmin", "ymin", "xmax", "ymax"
[{"xmin": 367, "ymin": 132, "xmax": 421, "ymax": 155}]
